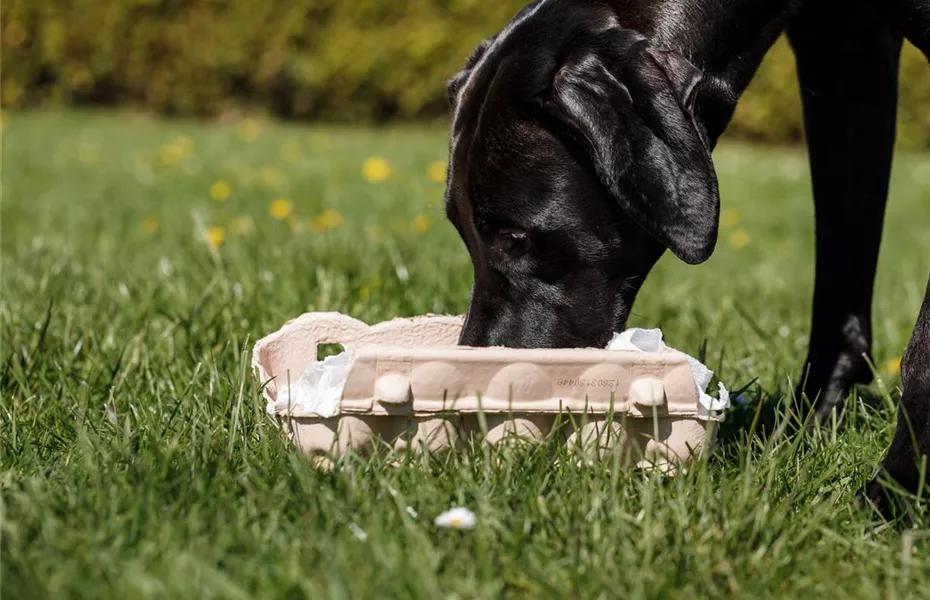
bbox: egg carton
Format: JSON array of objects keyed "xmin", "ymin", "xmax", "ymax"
[{"xmin": 252, "ymin": 312, "xmax": 722, "ymax": 470}]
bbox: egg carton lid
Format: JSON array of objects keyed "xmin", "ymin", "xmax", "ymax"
[{"xmin": 252, "ymin": 312, "xmax": 719, "ymax": 421}]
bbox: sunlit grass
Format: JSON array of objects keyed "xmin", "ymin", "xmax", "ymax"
[{"xmin": 1, "ymin": 110, "xmax": 929, "ymax": 598}]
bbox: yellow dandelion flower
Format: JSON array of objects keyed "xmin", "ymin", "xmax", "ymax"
[
  {"xmin": 281, "ymin": 140, "xmax": 301, "ymax": 164},
  {"xmin": 362, "ymin": 157, "xmax": 391, "ymax": 183},
  {"xmin": 173, "ymin": 136, "xmax": 195, "ymax": 157},
  {"xmin": 258, "ymin": 166, "xmax": 287, "ymax": 190},
  {"xmin": 357, "ymin": 283, "xmax": 372, "ymax": 301},
  {"xmin": 427, "ymin": 160, "xmax": 447, "ymax": 183},
  {"xmin": 411, "ymin": 214, "xmax": 432, "ymax": 233},
  {"xmin": 139, "ymin": 216, "xmax": 160, "ymax": 236},
  {"xmin": 77, "ymin": 143, "xmax": 100, "ymax": 165},
  {"xmin": 210, "ymin": 180, "xmax": 232, "ymax": 202},
  {"xmin": 236, "ymin": 118, "xmax": 261, "ymax": 143},
  {"xmin": 205, "ymin": 226, "xmax": 226, "ymax": 249},
  {"xmin": 229, "ymin": 216, "xmax": 255, "ymax": 235},
  {"xmin": 721, "ymin": 209, "xmax": 742, "ymax": 228},
  {"xmin": 269, "ymin": 198, "xmax": 294, "ymax": 220},
  {"xmin": 159, "ymin": 136, "xmax": 195, "ymax": 166},
  {"xmin": 160, "ymin": 145, "xmax": 182, "ymax": 166},
  {"xmin": 310, "ymin": 209, "xmax": 342, "ymax": 231},
  {"xmin": 882, "ymin": 356, "xmax": 902, "ymax": 376},
  {"xmin": 729, "ymin": 228, "xmax": 750, "ymax": 249},
  {"xmin": 320, "ymin": 209, "xmax": 342, "ymax": 229}
]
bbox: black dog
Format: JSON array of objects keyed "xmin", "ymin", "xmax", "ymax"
[{"xmin": 443, "ymin": 0, "xmax": 930, "ymax": 515}]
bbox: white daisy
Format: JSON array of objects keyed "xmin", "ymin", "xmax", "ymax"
[{"xmin": 434, "ymin": 507, "xmax": 476, "ymax": 530}]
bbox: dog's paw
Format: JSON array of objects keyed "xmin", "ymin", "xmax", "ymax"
[
  {"xmin": 855, "ymin": 472, "xmax": 918, "ymax": 523},
  {"xmin": 795, "ymin": 350, "xmax": 874, "ymax": 424},
  {"xmin": 856, "ymin": 479, "xmax": 898, "ymax": 521}
]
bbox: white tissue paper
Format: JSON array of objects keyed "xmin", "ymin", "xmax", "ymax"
[
  {"xmin": 606, "ymin": 328, "xmax": 729, "ymax": 414},
  {"xmin": 268, "ymin": 351, "xmax": 353, "ymax": 418}
]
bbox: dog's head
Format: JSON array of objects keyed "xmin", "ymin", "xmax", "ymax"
[{"xmin": 445, "ymin": 0, "xmax": 719, "ymax": 348}]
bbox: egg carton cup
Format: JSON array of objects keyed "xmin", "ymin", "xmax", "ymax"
[{"xmin": 252, "ymin": 312, "xmax": 723, "ymax": 470}]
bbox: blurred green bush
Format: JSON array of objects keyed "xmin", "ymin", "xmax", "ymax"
[{"xmin": 2, "ymin": 0, "xmax": 928, "ymax": 146}]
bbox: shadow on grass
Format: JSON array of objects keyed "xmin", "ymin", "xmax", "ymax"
[{"xmin": 713, "ymin": 380, "xmax": 902, "ymax": 452}]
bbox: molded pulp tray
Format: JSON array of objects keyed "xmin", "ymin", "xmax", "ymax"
[{"xmin": 252, "ymin": 312, "xmax": 722, "ymax": 470}]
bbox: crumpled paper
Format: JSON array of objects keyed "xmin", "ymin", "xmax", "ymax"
[
  {"xmin": 268, "ymin": 350, "xmax": 353, "ymax": 418},
  {"xmin": 606, "ymin": 328, "xmax": 729, "ymax": 414}
]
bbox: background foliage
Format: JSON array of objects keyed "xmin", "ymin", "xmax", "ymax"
[{"xmin": 1, "ymin": 0, "xmax": 928, "ymax": 145}]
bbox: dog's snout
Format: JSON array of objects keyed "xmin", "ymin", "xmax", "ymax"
[
  {"xmin": 458, "ymin": 294, "xmax": 503, "ymax": 347},
  {"xmin": 458, "ymin": 295, "xmax": 518, "ymax": 347},
  {"xmin": 457, "ymin": 286, "xmax": 566, "ymax": 349},
  {"xmin": 457, "ymin": 317, "xmax": 487, "ymax": 347}
]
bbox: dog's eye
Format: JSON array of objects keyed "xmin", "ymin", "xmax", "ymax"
[{"xmin": 497, "ymin": 228, "xmax": 530, "ymax": 252}]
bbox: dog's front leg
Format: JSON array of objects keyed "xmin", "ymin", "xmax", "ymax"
[
  {"xmin": 860, "ymin": 274, "xmax": 930, "ymax": 518},
  {"xmin": 786, "ymin": 1, "xmax": 903, "ymax": 422}
]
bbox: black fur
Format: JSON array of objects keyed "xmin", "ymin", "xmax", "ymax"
[{"xmin": 443, "ymin": 0, "xmax": 930, "ymax": 517}]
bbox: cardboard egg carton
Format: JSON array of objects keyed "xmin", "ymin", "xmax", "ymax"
[{"xmin": 252, "ymin": 312, "xmax": 722, "ymax": 470}]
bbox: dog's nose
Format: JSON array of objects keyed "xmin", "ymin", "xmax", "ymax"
[
  {"xmin": 459, "ymin": 303, "xmax": 540, "ymax": 348},
  {"xmin": 459, "ymin": 294, "xmax": 517, "ymax": 347},
  {"xmin": 458, "ymin": 283, "xmax": 500, "ymax": 347}
]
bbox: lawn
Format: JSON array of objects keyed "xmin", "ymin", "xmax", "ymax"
[{"xmin": 2, "ymin": 110, "xmax": 929, "ymax": 599}]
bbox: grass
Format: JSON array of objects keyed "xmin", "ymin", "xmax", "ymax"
[{"xmin": 2, "ymin": 109, "xmax": 930, "ymax": 598}]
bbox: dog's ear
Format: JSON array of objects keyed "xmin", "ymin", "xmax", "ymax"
[
  {"xmin": 448, "ymin": 34, "xmax": 498, "ymax": 108},
  {"xmin": 549, "ymin": 31, "xmax": 719, "ymax": 264}
]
